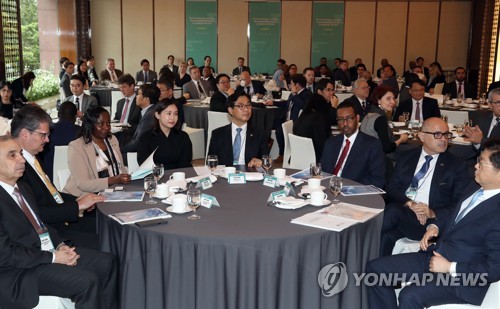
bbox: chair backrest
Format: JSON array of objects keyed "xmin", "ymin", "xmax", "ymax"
[
  {"xmin": 288, "ymin": 133, "xmax": 316, "ymax": 170},
  {"xmin": 53, "ymin": 146, "xmax": 69, "ymax": 191},
  {"xmin": 281, "ymin": 120, "xmax": 294, "ymax": 168},
  {"xmin": 57, "ymin": 169, "xmax": 71, "ymax": 192},
  {"xmin": 206, "ymin": 111, "xmax": 231, "ymax": 158},
  {"xmin": 111, "ymin": 91, "xmax": 125, "ymax": 118},
  {"xmin": 281, "ymin": 90, "xmax": 292, "ymax": 101},
  {"xmin": 127, "ymin": 152, "xmax": 139, "ymax": 173},
  {"xmin": 433, "ymin": 82, "xmax": 444, "ymax": 95}
]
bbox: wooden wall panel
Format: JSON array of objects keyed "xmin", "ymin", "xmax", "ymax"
[
  {"xmin": 281, "ymin": 1, "xmax": 312, "ymax": 72},
  {"xmin": 154, "ymin": 0, "xmax": 185, "ymax": 71},
  {"xmin": 57, "ymin": 0, "xmax": 76, "ymax": 64},
  {"xmin": 344, "ymin": 1, "xmax": 376, "ymax": 73},
  {"xmin": 218, "ymin": 0, "xmax": 247, "ymax": 74}
]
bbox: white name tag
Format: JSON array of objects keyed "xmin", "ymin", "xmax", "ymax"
[
  {"xmin": 268, "ymin": 190, "xmax": 287, "ymax": 202},
  {"xmin": 196, "ymin": 177, "xmax": 213, "ymax": 190},
  {"xmin": 284, "ymin": 182, "xmax": 296, "ymax": 196},
  {"xmin": 262, "ymin": 176, "xmax": 278, "ymax": 188},
  {"xmin": 228, "ymin": 173, "xmax": 246, "ymax": 184},
  {"xmin": 39, "ymin": 232, "xmax": 55, "ymax": 252},
  {"xmin": 200, "ymin": 193, "xmax": 220, "ymax": 208}
]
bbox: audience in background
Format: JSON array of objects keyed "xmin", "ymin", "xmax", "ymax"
[
  {"xmin": 443, "ymin": 66, "xmax": 476, "ymax": 99},
  {"xmin": 232, "ymin": 57, "xmax": 251, "ymax": 76},
  {"xmin": 60, "ymin": 61, "xmax": 75, "ymax": 98},
  {"xmin": 135, "ymin": 59, "xmax": 157, "ymax": 84},
  {"xmin": 12, "ymin": 71, "xmax": 36, "ymax": 104},
  {"xmin": 393, "ymin": 79, "xmax": 441, "ymax": 122},
  {"xmin": 0, "ymin": 80, "xmax": 14, "ymax": 119},
  {"xmin": 76, "ymin": 60, "xmax": 90, "ymax": 89},
  {"xmin": 426, "ymin": 61, "xmax": 446, "ymax": 94},
  {"xmin": 175, "ymin": 61, "xmax": 191, "ymax": 88},
  {"xmin": 65, "ymin": 74, "xmax": 98, "ymax": 118},
  {"xmin": 182, "ymin": 66, "xmax": 213, "ymax": 100},
  {"xmin": 86, "ymin": 55, "xmax": 99, "ymax": 86},
  {"xmin": 210, "ymin": 73, "xmax": 234, "ymax": 112},
  {"xmin": 100, "ymin": 58, "xmax": 123, "ymax": 82}
]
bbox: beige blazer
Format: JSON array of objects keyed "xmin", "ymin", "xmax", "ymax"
[{"xmin": 63, "ymin": 135, "xmax": 127, "ymax": 197}]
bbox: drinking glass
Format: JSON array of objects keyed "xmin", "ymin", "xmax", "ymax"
[
  {"xmin": 457, "ymin": 92, "xmax": 464, "ymax": 104},
  {"xmin": 329, "ymin": 176, "xmax": 343, "ymax": 204},
  {"xmin": 209, "ymin": 91, "xmax": 214, "ymax": 98},
  {"xmin": 200, "ymin": 93, "xmax": 207, "ymax": 102},
  {"xmin": 144, "ymin": 176, "xmax": 157, "ymax": 204},
  {"xmin": 206, "ymin": 155, "xmax": 218, "ymax": 172},
  {"xmin": 152, "ymin": 163, "xmax": 164, "ymax": 183},
  {"xmin": 187, "ymin": 189, "xmax": 201, "ymax": 220},
  {"xmin": 402, "ymin": 112, "xmax": 410, "ymax": 123},
  {"xmin": 262, "ymin": 155, "xmax": 272, "ymax": 175},
  {"xmin": 310, "ymin": 163, "xmax": 322, "ymax": 178}
]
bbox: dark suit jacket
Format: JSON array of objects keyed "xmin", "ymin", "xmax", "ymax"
[
  {"xmin": 274, "ymin": 89, "xmax": 312, "ymax": 121},
  {"xmin": 210, "ymin": 91, "xmax": 229, "ymax": 113},
  {"xmin": 393, "ymin": 97, "xmax": 441, "ymax": 121},
  {"xmin": 208, "ymin": 123, "xmax": 269, "ymax": 167},
  {"xmin": 11, "ymin": 77, "xmax": 28, "ymax": 103},
  {"xmin": 232, "ymin": 66, "xmax": 251, "ymax": 76},
  {"xmin": 59, "ymin": 73, "xmax": 72, "ymax": 98},
  {"xmin": 320, "ymin": 131, "xmax": 386, "ymax": 189},
  {"xmin": 443, "ymin": 80, "xmax": 476, "ymax": 99},
  {"xmin": 182, "ymin": 79, "xmax": 214, "ymax": 99},
  {"xmin": 333, "ymin": 69, "xmax": 351, "ymax": 86},
  {"xmin": 87, "ymin": 67, "xmax": 99, "ymax": 84},
  {"xmin": 381, "ymin": 76, "xmax": 399, "ymax": 97},
  {"xmin": 426, "ymin": 74, "xmax": 446, "ymax": 92},
  {"xmin": 385, "ymin": 148, "xmax": 470, "ymax": 219},
  {"xmin": 99, "ymin": 69, "xmax": 123, "ymax": 81},
  {"xmin": 64, "ymin": 93, "xmax": 98, "ymax": 115},
  {"xmin": 343, "ymin": 95, "xmax": 369, "ymax": 121},
  {"xmin": 114, "ymin": 97, "xmax": 141, "ymax": 127},
  {"xmin": 235, "ymin": 80, "xmax": 267, "ymax": 96},
  {"xmin": 470, "ymin": 110, "xmax": 500, "ymax": 146},
  {"xmin": 0, "ymin": 183, "xmax": 63, "ymax": 308},
  {"xmin": 162, "ymin": 64, "xmax": 178, "ymax": 75},
  {"xmin": 122, "ymin": 105, "xmax": 156, "ymax": 152},
  {"xmin": 135, "ymin": 70, "xmax": 157, "ymax": 84}
]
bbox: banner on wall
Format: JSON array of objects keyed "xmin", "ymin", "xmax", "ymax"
[
  {"xmin": 249, "ymin": 2, "xmax": 281, "ymax": 75},
  {"xmin": 311, "ymin": 2, "xmax": 344, "ymax": 68},
  {"xmin": 186, "ymin": 0, "xmax": 217, "ymax": 71}
]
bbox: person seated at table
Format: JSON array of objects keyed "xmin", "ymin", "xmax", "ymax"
[
  {"xmin": 12, "ymin": 71, "xmax": 36, "ymax": 104},
  {"xmin": 379, "ymin": 64, "xmax": 399, "ymax": 97},
  {"xmin": 443, "ymin": 66, "xmax": 476, "ymax": 99},
  {"xmin": 99, "ymin": 58, "xmax": 123, "ymax": 83},
  {"xmin": 164, "ymin": 54, "xmax": 179, "ymax": 75},
  {"xmin": 65, "ymin": 74, "xmax": 98, "ymax": 118},
  {"xmin": 393, "ymin": 79, "xmax": 441, "ymax": 122},
  {"xmin": 201, "ymin": 66, "xmax": 217, "ymax": 90},
  {"xmin": 135, "ymin": 58, "xmax": 157, "ymax": 84},
  {"xmin": 175, "ymin": 61, "xmax": 191, "ymax": 88},
  {"xmin": 86, "ymin": 55, "xmax": 99, "ymax": 86},
  {"xmin": 115, "ymin": 74, "xmax": 141, "ymax": 146},
  {"xmin": 210, "ymin": 73, "xmax": 234, "ymax": 113},
  {"xmin": 0, "ymin": 80, "xmax": 15, "ymax": 119},
  {"xmin": 199, "ymin": 55, "xmax": 215, "ymax": 76},
  {"xmin": 376, "ymin": 58, "xmax": 389, "ymax": 78},
  {"xmin": 426, "ymin": 61, "xmax": 446, "ymax": 94},
  {"xmin": 333, "ymin": 60, "xmax": 351, "ymax": 87},
  {"xmin": 76, "ymin": 60, "xmax": 91, "ymax": 89},
  {"xmin": 59, "ymin": 56, "xmax": 69, "ymax": 79},
  {"xmin": 349, "ymin": 58, "xmax": 363, "ymax": 81},
  {"xmin": 360, "ymin": 85, "xmax": 409, "ymax": 155},
  {"xmin": 367, "ymin": 138, "xmax": 500, "ymax": 309},
  {"xmin": 362, "ymin": 70, "xmax": 377, "ymax": 96},
  {"xmin": 321, "ymin": 101, "xmax": 385, "ymax": 189},
  {"xmin": 187, "ymin": 57, "xmax": 195, "ymax": 67},
  {"xmin": 208, "ymin": 93, "xmax": 268, "ymax": 168},
  {"xmin": 64, "ymin": 106, "xmax": 130, "ymax": 197},
  {"xmin": 157, "ymin": 79, "xmax": 186, "ymax": 125},
  {"xmin": 343, "ymin": 78, "xmax": 371, "ymax": 121},
  {"xmin": 303, "ymin": 67, "xmax": 316, "ymax": 93},
  {"xmin": 137, "ymin": 99, "xmax": 192, "ymax": 169},
  {"xmin": 315, "ymin": 64, "xmax": 330, "ymax": 79},
  {"xmin": 182, "ymin": 66, "xmax": 214, "ymax": 100},
  {"xmin": 314, "ymin": 57, "xmax": 331, "ymax": 77},
  {"xmin": 235, "ymin": 71, "xmax": 266, "ymax": 99},
  {"xmin": 293, "ymin": 79, "xmax": 336, "ymax": 161},
  {"xmin": 272, "ymin": 59, "xmax": 286, "ymax": 89},
  {"xmin": 232, "ymin": 57, "xmax": 251, "ymax": 76},
  {"xmin": 60, "ymin": 60, "xmax": 74, "ymax": 98},
  {"xmin": 379, "ymin": 117, "xmax": 470, "ymax": 256}
]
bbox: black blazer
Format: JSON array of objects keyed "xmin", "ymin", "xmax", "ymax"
[
  {"xmin": 442, "ymin": 81, "xmax": 476, "ymax": 99},
  {"xmin": 11, "ymin": 77, "xmax": 28, "ymax": 103},
  {"xmin": 274, "ymin": 89, "xmax": 312, "ymax": 121},
  {"xmin": 210, "ymin": 91, "xmax": 229, "ymax": 113},
  {"xmin": 470, "ymin": 110, "xmax": 500, "ymax": 146},
  {"xmin": 114, "ymin": 97, "xmax": 141, "ymax": 128},
  {"xmin": 208, "ymin": 123, "xmax": 269, "ymax": 167},
  {"xmin": 393, "ymin": 97, "xmax": 441, "ymax": 121},
  {"xmin": 235, "ymin": 80, "xmax": 267, "ymax": 96},
  {"xmin": 342, "ymin": 95, "xmax": 369, "ymax": 121},
  {"xmin": 385, "ymin": 148, "xmax": 471, "ymax": 219},
  {"xmin": 232, "ymin": 66, "xmax": 251, "ymax": 76}
]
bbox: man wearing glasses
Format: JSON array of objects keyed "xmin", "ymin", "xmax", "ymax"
[
  {"xmin": 464, "ymin": 87, "xmax": 500, "ymax": 148},
  {"xmin": 208, "ymin": 93, "xmax": 268, "ymax": 168},
  {"xmin": 380, "ymin": 117, "xmax": 471, "ymax": 256},
  {"xmin": 393, "ymin": 79, "xmax": 441, "ymax": 122}
]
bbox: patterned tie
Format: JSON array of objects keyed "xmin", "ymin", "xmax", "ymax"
[
  {"xmin": 120, "ymin": 98, "xmax": 130, "ymax": 123},
  {"xmin": 333, "ymin": 139, "xmax": 351, "ymax": 175},
  {"xmin": 197, "ymin": 81, "xmax": 205, "ymax": 96},
  {"xmin": 411, "ymin": 155, "xmax": 433, "ymax": 188},
  {"xmin": 415, "ymin": 101, "xmax": 421, "ymax": 121},
  {"xmin": 454, "ymin": 189, "xmax": 484, "ymax": 224},
  {"xmin": 33, "ymin": 158, "xmax": 64, "ymax": 204},
  {"xmin": 75, "ymin": 97, "xmax": 80, "ymax": 110},
  {"xmin": 361, "ymin": 101, "xmax": 366, "ymax": 110},
  {"xmin": 458, "ymin": 82, "xmax": 463, "ymax": 95},
  {"xmin": 233, "ymin": 128, "xmax": 242, "ymax": 165},
  {"xmin": 111, "ymin": 70, "xmax": 117, "ymax": 82},
  {"xmin": 12, "ymin": 187, "xmax": 43, "ymax": 232}
]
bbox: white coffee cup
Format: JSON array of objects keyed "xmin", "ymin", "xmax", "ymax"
[
  {"xmin": 169, "ymin": 172, "xmax": 185, "ymax": 181},
  {"xmin": 308, "ymin": 178, "xmax": 321, "ymax": 189},
  {"xmin": 273, "ymin": 168, "xmax": 286, "ymax": 179},
  {"xmin": 222, "ymin": 167, "xmax": 236, "ymax": 176},
  {"xmin": 172, "ymin": 196, "xmax": 187, "ymax": 211},
  {"xmin": 310, "ymin": 191, "xmax": 328, "ymax": 206},
  {"xmin": 155, "ymin": 183, "xmax": 169, "ymax": 198}
]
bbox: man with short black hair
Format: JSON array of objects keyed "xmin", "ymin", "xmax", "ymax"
[
  {"xmin": 65, "ymin": 74, "xmax": 98, "ymax": 118},
  {"xmin": 164, "ymin": 55, "xmax": 178, "ymax": 74},
  {"xmin": 333, "ymin": 60, "xmax": 351, "ymax": 86},
  {"xmin": 303, "ymin": 67, "xmax": 316, "ymax": 92},
  {"xmin": 232, "ymin": 57, "xmax": 251, "ymax": 76},
  {"xmin": 393, "ymin": 79, "xmax": 441, "ymax": 122},
  {"xmin": 60, "ymin": 61, "xmax": 74, "ymax": 98},
  {"xmin": 135, "ymin": 59, "xmax": 157, "ymax": 84},
  {"xmin": 157, "ymin": 79, "xmax": 187, "ymax": 124},
  {"xmin": 210, "ymin": 73, "xmax": 234, "ymax": 112},
  {"xmin": 443, "ymin": 67, "xmax": 476, "ymax": 99}
]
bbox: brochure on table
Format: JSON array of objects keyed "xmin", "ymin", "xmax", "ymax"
[
  {"xmin": 99, "ymin": 191, "xmax": 145, "ymax": 202},
  {"xmin": 131, "ymin": 148, "xmax": 157, "ymax": 180},
  {"xmin": 109, "ymin": 207, "xmax": 172, "ymax": 225},
  {"xmin": 290, "ymin": 169, "xmax": 333, "ymax": 181},
  {"xmin": 341, "ymin": 185, "xmax": 385, "ymax": 196}
]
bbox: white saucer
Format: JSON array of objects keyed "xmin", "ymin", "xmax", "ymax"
[
  {"xmin": 161, "ymin": 194, "xmax": 187, "ymax": 205},
  {"xmin": 301, "ymin": 185, "xmax": 325, "ymax": 193},
  {"xmin": 219, "ymin": 171, "xmax": 264, "ymax": 181},
  {"xmin": 166, "ymin": 206, "xmax": 191, "ymax": 214},
  {"xmin": 153, "ymin": 193, "xmax": 169, "ymax": 199},
  {"xmin": 274, "ymin": 197, "xmax": 308, "ymax": 209},
  {"xmin": 309, "ymin": 199, "xmax": 331, "ymax": 207}
]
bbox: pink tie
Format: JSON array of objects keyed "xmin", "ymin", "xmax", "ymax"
[
  {"xmin": 120, "ymin": 98, "xmax": 130, "ymax": 123},
  {"xmin": 415, "ymin": 101, "xmax": 421, "ymax": 121}
]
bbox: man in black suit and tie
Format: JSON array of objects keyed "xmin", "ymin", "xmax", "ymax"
[
  {"xmin": 380, "ymin": 117, "xmax": 471, "ymax": 256},
  {"xmin": 210, "ymin": 73, "xmax": 234, "ymax": 113},
  {"xmin": 320, "ymin": 101, "xmax": 385, "ymax": 188},
  {"xmin": 464, "ymin": 87, "xmax": 500, "ymax": 149},
  {"xmin": 235, "ymin": 71, "xmax": 266, "ymax": 99},
  {"xmin": 232, "ymin": 57, "xmax": 251, "ymax": 76},
  {"xmin": 12, "ymin": 105, "xmax": 105, "ymax": 250},
  {"xmin": 135, "ymin": 59, "xmax": 157, "ymax": 84},
  {"xmin": 393, "ymin": 79, "xmax": 441, "ymax": 122},
  {"xmin": 333, "ymin": 60, "xmax": 351, "ymax": 86},
  {"xmin": 99, "ymin": 58, "xmax": 123, "ymax": 83},
  {"xmin": 367, "ymin": 138, "xmax": 500, "ymax": 309},
  {"xmin": 0, "ymin": 135, "xmax": 117, "ymax": 309},
  {"xmin": 303, "ymin": 67, "xmax": 317, "ymax": 93},
  {"xmin": 65, "ymin": 74, "xmax": 98, "ymax": 118},
  {"xmin": 59, "ymin": 61, "xmax": 74, "ymax": 99},
  {"xmin": 164, "ymin": 55, "xmax": 179, "ymax": 75},
  {"xmin": 208, "ymin": 93, "xmax": 269, "ymax": 168},
  {"xmin": 342, "ymin": 78, "xmax": 370, "ymax": 121},
  {"xmin": 442, "ymin": 67, "xmax": 476, "ymax": 99}
]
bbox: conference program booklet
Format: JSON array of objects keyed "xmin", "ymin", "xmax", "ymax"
[
  {"xmin": 131, "ymin": 148, "xmax": 157, "ymax": 180},
  {"xmin": 108, "ymin": 207, "xmax": 172, "ymax": 225},
  {"xmin": 291, "ymin": 202, "xmax": 383, "ymax": 232},
  {"xmin": 290, "ymin": 169, "xmax": 333, "ymax": 181},
  {"xmin": 99, "ymin": 191, "xmax": 145, "ymax": 202},
  {"xmin": 340, "ymin": 185, "xmax": 386, "ymax": 196}
]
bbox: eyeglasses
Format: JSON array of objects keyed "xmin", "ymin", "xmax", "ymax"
[
  {"xmin": 489, "ymin": 100, "xmax": 500, "ymax": 105},
  {"xmin": 421, "ymin": 131, "xmax": 453, "ymax": 139},
  {"xmin": 233, "ymin": 104, "xmax": 252, "ymax": 110},
  {"xmin": 28, "ymin": 129, "xmax": 50, "ymax": 139},
  {"xmin": 476, "ymin": 157, "xmax": 496, "ymax": 169},
  {"xmin": 95, "ymin": 122, "xmax": 111, "ymax": 128},
  {"xmin": 336, "ymin": 115, "xmax": 355, "ymax": 124}
]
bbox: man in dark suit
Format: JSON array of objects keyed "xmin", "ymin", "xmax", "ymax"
[
  {"xmin": 164, "ymin": 55, "xmax": 179, "ymax": 75},
  {"xmin": 157, "ymin": 79, "xmax": 187, "ymax": 125},
  {"xmin": 342, "ymin": 78, "xmax": 370, "ymax": 121},
  {"xmin": 235, "ymin": 71, "xmax": 266, "ymax": 99},
  {"xmin": 182, "ymin": 66, "xmax": 214, "ymax": 100},
  {"xmin": 210, "ymin": 73, "xmax": 234, "ymax": 113},
  {"xmin": 393, "ymin": 79, "xmax": 441, "ymax": 122},
  {"xmin": 333, "ymin": 60, "xmax": 351, "ymax": 86},
  {"xmin": 367, "ymin": 138, "xmax": 500, "ymax": 308},
  {"xmin": 0, "ymin": 135, "xmax": 118, "ymax": 309},
  {"xmin": 65, "ymin": 74, "xmax": 98, "ymax": 118},
  {"xmin": 464, "ymin": 87, "xmax": 500, "ymax": 149},
  {"xmin": 208, "ymin": 93, "xmax": 269, "ymax": 168},
  {"xmin": 416, "ymin": 56, "xmax": 430, "ymax": 80},
  {"xmin": 303, "ymin": 67, "xmax": 317, "ymax": 93},
  {"xmin": 380, "ymin": 117, "xmax": 470, "ymax": 256},
  {"xmin": 201, "ymin": 66, "xmax": 217, "ymax": 91},
  {"xmin": 99, "ymin": 58, "xmax": 123, "ymax": 82},
  {"xmin": 115, "ymin": 74, "xmax": 141, "ymax": 126},
  {"xmin": 135, "ymin": 59, "xmax": 157, "ymax": 84},
  {"xmin": 59, "ymin": 60, "xmax": 74, "ymax": 99},
  {"xmin": 443, "ymin": 67, "xmax": 476, "ymax": 99},
  {"xmin": 349, "ymin": 58, "xmax": 363, "ymax": 81},
  {"xmin": 380, "ymin": 64, "xmax": 399, "ymax": 97},
  {"xmin": 320, "ymin": 101, "xmax": 385, "ymax": 188},
  {"xmin": 86, "ymin": 56, "xmax": 99, "ymax": 86},
  {"xmin": 232, "ymin": 57, "xmax": 251, "ymax": 76},
  {"xmin": 12, "ymin": 105, "xmax": 105, "ymax": 250}
]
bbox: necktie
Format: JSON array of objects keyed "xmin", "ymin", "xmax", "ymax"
[
  {"xmin": 361, "ymin": 101, "xmax": 366, "ymax": 110},
  {"xmin": 458, "ymin": 82, "xmax": 463, "ymax": 95},
  {"xmin": 411, "ymin": 155, "xmax": 433, "ymax": 188},
  {"xmin": 333, "ymin": 139, "xmax": 351, "ymax": 175},
  {"xmin": 239, "ymin": 67, "xmax": 242, "ymax": 74},
  {"xmin": 197, "ymin": 81, "xmax": 205, "ymax": 96},
  {"xmin": 33, "ymin": 158, "xmax": 64, "ymax": 204},
  {"xmin": 415, "ymin": 101, "xmax": 421, "ymax": 121},
  {"xmin": 75, "ymin": 97, "xmax": 80, "ymax": 110},
  {"xmin": 144, "ymin": 71, "xmax": 148, "ymax": 83},
  {"xmin": 308, "ymin": 86, "xmax": 313, "ymax": 93},
  {"xmin": 120, "ymin": 98, "xmax": 130, "ymax": 123},
  {"xmin": 111, "ymin": 70, "xmax": 117, "ymax": 82},
  {"xmin": 246, "ymin": 86, "xmax": 250, "ymax": 95},
  {"xmin": 12, "ymin": 187, "xmax": 43, "ymax": 232},
  {"xmin": 286, "ymin": 100, "xmax": 294, "ymax": 120},
  {"xmin": 454, "ymin": 189, "xmax": 484, "ymax": 224},
  {"xmin": 233, "ymin": 128, "xmax": 242, "ymax": 165}
]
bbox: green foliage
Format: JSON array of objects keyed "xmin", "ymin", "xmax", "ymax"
[
  {"xmin": 20, "ymin": 0, "xmax": 40, "ymax": 71},
  {"xmin": 25, "ymin": 69, "xmax": 59, "ymax": 101}
]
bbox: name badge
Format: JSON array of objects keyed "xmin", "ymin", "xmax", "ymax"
[
  {"xmin": 284, "ymin": 182, "xmax": 296, "ymax": 196},
  {"xmin": 262, "ymin": 175, "xmax": 278, "ymax": 188},
  {"xmin": 405, "ymin": 186, "xmax": 418, "ymax": 201},
  {"xmin": 268, "ymin": 190, "xmax": 287, "ymax": 202},
  {"xmin": 200, "ymin": 193, "xmax": 220, "ymax": 208},
  {"xmin": 53, "ymin": 192, "xmax": 64, "ymax": 204},
  {"xmin": 39, "ymin": 232, "xmax": 55, "ymax": 252},
  {"xmin": 196, "ymin": 177, "xmax": 213, "ymax": 190},
  {"xmin": 228, "ymin": 173, "xmax": 246, "ymax": 184}
]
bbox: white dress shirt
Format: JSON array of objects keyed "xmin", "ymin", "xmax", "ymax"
[{"xmin": 409, "ymin": 150, "xmax": 440, "ymax": 205}]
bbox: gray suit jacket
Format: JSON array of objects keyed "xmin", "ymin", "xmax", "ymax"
[
  {"xmin": 135, "ymin": 70, "xmax": 157, "ymax": 84},
  {"xmin": 60, "ymin": 74, "xmax": 71, "ymax": 98},
  {"xmin": 64, "ymin": 94, "xmax": 98, "ymax": 114},
  {"xmin": 99, "ymin": 69, "xmax": 123, "ymax": 82},
  {"xmin": 182, "ymin": 80, "xmax": 214, "ymax": 99}
]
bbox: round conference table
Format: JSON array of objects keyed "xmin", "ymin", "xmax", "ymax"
[{"xmin": 97, "ymin": 168, "xmax": 384, "ymax": 309}]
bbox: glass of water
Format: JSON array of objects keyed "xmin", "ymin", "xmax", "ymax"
[
  {"xmin": 262, "ymin": 154, "xmax": 273, "ymax": 175},
  {"xmin": 144, "ymin": 176, "xmax": 157, "ymax": 204},
  {"xmin": 206, "ymin": 155, "xmax": 218, "ymax": 172},
  {"xmin": 187, "ymin": 189, "xmax": 201, "ymax": 220},
  {"xmin": 329, "ymin": 176, "xmax": 343, "ymax": 204},
  {"xmin": 152, "ymin": 163, "xmax": 164, "ymax": 183},
  {"xmin": 310, "ymin": 163, "xmax": 322, "ymax": 178}
]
